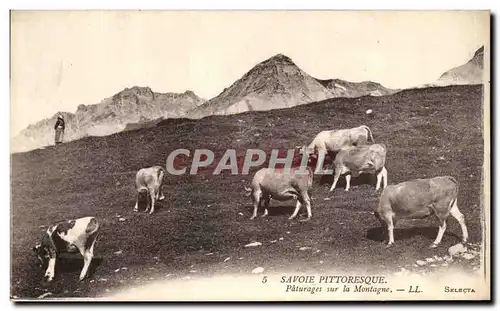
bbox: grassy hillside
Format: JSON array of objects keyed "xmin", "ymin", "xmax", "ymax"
[{"xmin": 10, "ymin": 85, "xmax": 485, "ymax": 299}]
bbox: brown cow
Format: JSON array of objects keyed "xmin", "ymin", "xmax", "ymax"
[
  {"xmin": 244, "ymin": 166, "xmax": 314, "ymax": 221},
  {"xmin": 302, "ymin": 125, "xmax": 375, "ymax": 158},
  {"xmin": 133, "ymin": 166, "xmax": 165, "ymax": 215},
  {"xmin": 329, "ymin": 143, "xmax": 388, "ymax": 192},
  {"xmin": 375, "ymin": 176, "xmax": 469, "ymax": 248}
]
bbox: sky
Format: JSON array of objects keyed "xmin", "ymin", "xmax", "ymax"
[{"xmin": 10, "ymin": 10, "xmax": 489, "ymax": 136}]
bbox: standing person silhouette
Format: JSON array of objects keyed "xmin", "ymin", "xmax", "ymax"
[{"xmin": 54, "ymin": 114, "xmax": 65, "ymax": 146}]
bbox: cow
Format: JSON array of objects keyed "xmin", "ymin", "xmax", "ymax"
[
  {"xmin": 329, "ymin": 143, "xmax": 388, "ymax": 193},
  {"xmin": 133, "ymin": 166, "xmax": 165, "ymax": 215},
  {"xmin": 244, "ymin": 166, "xmax": 314, "ymax": 221},
  {"xmin": 374, "ymin": 176, "xmax": 469, "ymax": 248},
  {"xmin": 301, "ymin": 125, "xmax": 375, "ymax": 160},
  {"xmin": 32, "ymin": 216, "xmax": 100, "ymax": 282}
]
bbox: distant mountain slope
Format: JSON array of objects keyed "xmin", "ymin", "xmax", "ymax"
[
  {"xmin": 123, "ymin": 116, "xmax": 166, "ymax": 132},
  {"xmin": 11, "ymin": 87, "xmax": 205, "ymax": 153},
  {"xmin": 12, "ymin": 53, "xmax": 398, "ymax": 153},
  {"xmin": 187, "ymin": 54, "xmax": 397, "ymax": 119},
  {"xmin": 436, "ymin": 46, "xmax": 484, "ymax": 86},
  {"xmin": 316, "ymin": 78, "xmax": 399, "ymax": 97}
]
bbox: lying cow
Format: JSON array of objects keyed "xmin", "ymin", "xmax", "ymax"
[
  {"xmin": 302, "ymin": 125, "xmax": 375, "ymax": 159},
  {"xmin": 32, "ymin": 216, "xmax": 100, "ymax": 282},
  {"xmin": 375, "ymin": 176, "xmax": 469, "ymax": 248},
  {"xmin": 329, "ymin": 143, "xmax": 388, "ymax": 192},
  {"xmin": 244, "ymin": 167, "xmax": 313, "ymax": 221},
  {"xmin": 133, "ymin": 166, "xmax": 165, "ymax": 215}
]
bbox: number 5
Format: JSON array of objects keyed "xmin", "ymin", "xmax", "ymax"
[{"xmin": 262, "ymin": 276, "xmax": 268, "ymax": 284}]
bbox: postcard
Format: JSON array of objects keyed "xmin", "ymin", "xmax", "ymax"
[{"xmin": 10, "ymin": 10, "xmax": 490, "ymax": 301}]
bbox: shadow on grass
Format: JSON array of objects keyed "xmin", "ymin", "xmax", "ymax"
[
  {"xmin": 243, "ymin": 204, "xmax": 309, "ymax": 217},
  {"xmin": 366, "ymin": 226, "xmax": 461, "ymax": 243},
  {"xmin": 318, "ymin": 172, "xmax": 377, "ymax": 189},
  {"xmin": 134, "ymin": 194, "xmax": 167, "ymax": 214},
  {"xmin": 55, "ymin": 256, "xmax": 104, "ymax": 278}
]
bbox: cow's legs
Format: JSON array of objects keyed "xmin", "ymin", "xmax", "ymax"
[
  {"xmin": 430, "ymin": 218, "xmax": 447, "ymax": 248},
  {"xmin": 44, "ymin": 257, "xmax": 57, "ymax": 282},
  {"xmin": 133, "ymin": 193, "xmax": 140, "ymax": 212},
  {"xmin": 329, "ymin": 168, "xmax": 343, "ymax": 192},
  {"xmin": 382, "ymin": 167, "xmax": 388, "ymax": 189},
  {"xmin": 382, "ymin": 212, "xmax": 395, "ymax": 247},
  {"xmin": 449, "ymin": 199, "xmax": 469, "ymax": 244},
  {"xmin": 250, "ymin": 189, "xmax": 262, "ymax": 220},
  {"xmin": 289, "ymin": 200, "xmax": 302, "ymax": 220},
  {"xmin": 299, "ymin": 192, "xmax": 312, "ymax": 221},
  {"xmin": 148, "ymin": 189, "xmax": 157, "ymax": 215},
  {"xmin": 261, "ymin": 194, "xmax": 271, "ymax": 218},
  {"xmin": 144, "ymin": 193, "xmax": 150, "ymax": 213},
  {"xmin": 375, "ymin": 170, "xmax": 383, "ymax": 191},
  {"xmin": 344, "ymin": 174, "xmax": 351, "ymax": 192},
  {"xmin": 78, "ymin": 236, "xmax": 97, "ymax": 281},
  {"xmin": 155, "ymin": 185, "xmax": 165, "ymax": 201}
]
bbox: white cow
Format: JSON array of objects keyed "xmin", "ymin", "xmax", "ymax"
[
  {"xmin": 245, "ymin": 167, "xmax": 314, "ymax": 221},
  {"xmin": 329, "ymin": 143, "xmax": 388, "ymax": 192},
  {"xmin": 32, "ymin": 216, "xmax": 99, "ymax": 282},
  {"xmin": 133, "ymin": 166, "xmax": 165, "ymax": 215},
  {"xmin": 302, "ymin": 125, "xmax": 375, "ymax": 158},
  {"xmin": 375, "ymin": 176, "xmax": 469, "ymax": 248}
]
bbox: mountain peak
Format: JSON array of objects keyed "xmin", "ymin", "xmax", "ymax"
[
  {"xmin": 474, "ymin": 46, "xmax": 484, "ymax": 57},
  {"xmin": 121, "ymin": 86, "xmax": 154, "ymax": 96},
  {"xmin": 437, "ymin": 46, "xmax": 484, "ymax": 85},
  {"xmin": 264, "ymin": 53, "xmax": 295, "ymax": 65},
  {"xmin": 183, "ymin": 90, "xmax": 196, "ymax": 97}
]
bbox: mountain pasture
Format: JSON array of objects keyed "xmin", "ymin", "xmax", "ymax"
[{"xmin": 10, "ymin": 85, "xmax": 484, "ymax": 299}]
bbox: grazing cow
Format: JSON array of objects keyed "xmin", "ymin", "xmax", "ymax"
[
  {"xmin": 32, "ymin": 216, "xmax": 99, "ymax": 282},
  {"xmin": 244, "ymin": 166, "xmax": 314, "ymax": 221},
  {"xmin": 329, "ymin": 143, "xmax": 388, "ymax": 192},
  {"xmin": 375, "ymin": 176, "xmax": 469, "ymax": 248},
  {"xmin": 133, "ymin": 166, "xmax": 165, "ymax": 215},
  {"xmin": 302, "ymin": 125, "xmax": 375, "ymax": 159}
]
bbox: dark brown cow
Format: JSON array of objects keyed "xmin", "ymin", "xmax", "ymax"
[{"xmin": 32, "ymin": 216, "xmax": 99, "ymax": 282}]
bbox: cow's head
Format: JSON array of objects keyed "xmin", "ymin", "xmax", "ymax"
[{"xmin": 32, "ymin": 243, "xmax": 49, "ymax": 268}]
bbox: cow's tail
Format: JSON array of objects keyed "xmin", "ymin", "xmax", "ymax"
[
  {"xmin": 157, "ymin": 166, "xmax": 165, "ymax": 181},
  {"xmin": 362, "ymin": 125, "xmax": 375, "ymax": 143}
]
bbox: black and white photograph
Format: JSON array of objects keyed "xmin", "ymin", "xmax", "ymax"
[{"xmin": 9, "ymin": 10, "xmax": 490, "ymax": 301}]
